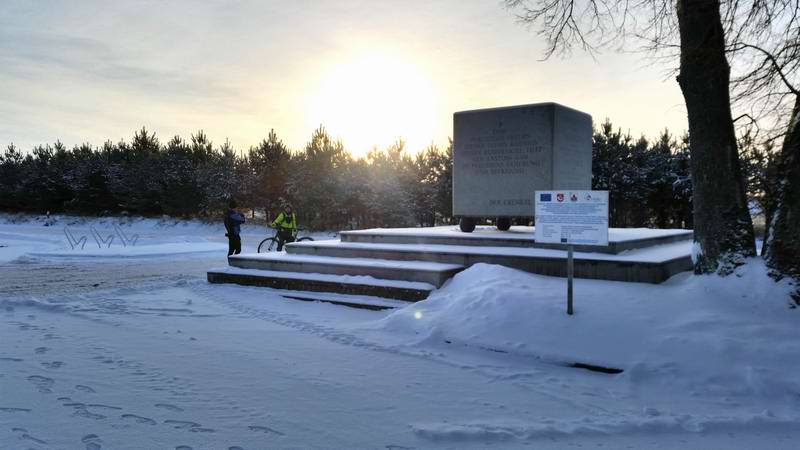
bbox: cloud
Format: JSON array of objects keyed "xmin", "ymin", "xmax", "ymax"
[
  {"xmin": 0, "ymin": 0, "xmax": 688, "ymax": 153},
  {"xmin": 0, "ymin": 29, "xmax": 241, "ymax": 105}
]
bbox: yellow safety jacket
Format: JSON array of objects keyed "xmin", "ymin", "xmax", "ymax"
[{"xmin": 272, "ymin": 212, "xmax": 297, "ymax": 230}]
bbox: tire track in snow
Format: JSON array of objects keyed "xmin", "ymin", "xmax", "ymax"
[
  {"xmin": 0, "ymin": 255, "xmax": 218, "ymax": 298},
  {"xmin": 193, "ymin": 282, "xmax": 616, "ymax": 416}
]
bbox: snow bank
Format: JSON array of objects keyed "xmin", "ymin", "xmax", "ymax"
[
  {"xmin": 0, "ymin": 212, "xmax": 337, "ymax": 238},
  {"xmin": 410, "ymin": 410, "xmax": 796, "ymax": 441},
  {"xmin": 379, "ymin": 261, "xmax": 800, "ymax": 400},
  {"xmin": 30, "ymin": 242, "xmax": 227, "ymax": 258},
  {"xmin": 0, "ymin": 213, "xmax": 309, "ymax": 261},
  {"xmin": 0, "ymin": 213, "xmax": 223, "ymax": 234}
]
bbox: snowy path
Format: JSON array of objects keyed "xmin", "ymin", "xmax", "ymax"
[
  {"xmin": 1, "ymin": 257, "xmax": 591, "ymax": 449},
  {"xmin": 1, "ymin": 257, "xmax": 796, "ymax": 449}
]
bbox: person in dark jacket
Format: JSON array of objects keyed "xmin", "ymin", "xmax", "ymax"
[
  {"xmin": 271, "ymin": 204, "xmax": 297, "ymax": 252},
  {"xmin": 224, "ymin": 199, "xmax": 245, "ymax": 256}
]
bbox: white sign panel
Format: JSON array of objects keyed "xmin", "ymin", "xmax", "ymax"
[{"xmin": 534, "ymin": 190, "xmax": 609, "ymax": 246}]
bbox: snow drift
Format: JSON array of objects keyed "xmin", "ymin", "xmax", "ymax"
[{"xmin": 380, "ymin": 261, "xmax": 800, "ymax": 402}]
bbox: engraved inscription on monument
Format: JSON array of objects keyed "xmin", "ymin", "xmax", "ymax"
[
  {"xmin": 462, "ymin": 130, "xmax": 544, "ymax": 177},
  {"xmin": 453, "ymin": 103, "xmax": 592, "ymax": 219}
]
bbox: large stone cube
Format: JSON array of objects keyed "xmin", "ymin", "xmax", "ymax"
[{"xmin": 453, "ymin": 103, "xmax": 592, "ymax": 218}]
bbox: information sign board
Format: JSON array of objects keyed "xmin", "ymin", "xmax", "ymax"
[{"xmin": 534, "ymin": 190, "xmax": 609, "ymax": 246}]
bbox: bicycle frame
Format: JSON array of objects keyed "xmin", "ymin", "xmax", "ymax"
[
  {"xmin": 268, "ymin": 226, "xmax": 305, "ymax": 240},
  {"xmin": 258, "ymin": 226, "xmax": 313, "ymax": 253}
]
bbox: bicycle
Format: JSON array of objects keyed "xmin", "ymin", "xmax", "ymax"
[{"xmin": 257, "ymin": 226, "xmax": 314, "ymax": 253}]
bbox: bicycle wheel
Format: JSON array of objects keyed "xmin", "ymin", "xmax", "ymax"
[
  {"xmin": 257, "ymin": 237, "xmax": 279, "ymax": 253},
  {"xmin": 297, "ymin": 236, "xmax": 314, "ymax": 242}
]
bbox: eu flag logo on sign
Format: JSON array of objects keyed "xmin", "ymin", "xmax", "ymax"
[{"xmin": 540, "ymin": 193, "xmax": 552, "ymax": 202}]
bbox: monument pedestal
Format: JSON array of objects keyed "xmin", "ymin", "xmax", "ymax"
[{"xmin": 207, "ymin": 226, "xmax": 693, "ymax": 307}]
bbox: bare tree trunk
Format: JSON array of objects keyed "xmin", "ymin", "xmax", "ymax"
[
  {"xmin": 676, "ymin": 0, "xmax": 756, "ymax": 274},
  {"xmin": 766, "ymin": 95, "xmax": 800, "ymax": 293}
]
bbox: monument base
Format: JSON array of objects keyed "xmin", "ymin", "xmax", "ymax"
[{"xmin": 207, "ymin": 226, "xmax": 693, "ymax": 305}]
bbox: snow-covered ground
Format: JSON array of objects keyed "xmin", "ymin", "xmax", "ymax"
[{"xmin": 1, "ymin": 214, "xmax": 799, "ymax": 449}]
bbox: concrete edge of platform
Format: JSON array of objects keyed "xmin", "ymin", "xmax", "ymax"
[
  {"xmin": 288, "ymin": 239, "xmax": 691, "ymax": 263},
  {"xmin": 287, "ymin": 244, "xmax": 693, "ymax": 283},
  {"xmin": 226, "ymin": 256, "xmax": 464, "ymax": 287},
  {"xmin": 340, "ymin": 229, "xmax": 693, "ymax": 254},
  {"xmin": 470, "ymin": 254, "xmax": 694, "ymax": 284},
  {"xmin": 207, "ymin": 270, "xmax": 431, "ymax": 301},
  {"xmin": 228, "ymin": 252, "xmax": 464, "ymax": 272}
]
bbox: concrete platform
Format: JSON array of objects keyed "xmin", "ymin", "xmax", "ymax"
[
  {"xmin": 227, "ymin": 252, "xmax": 464, "ymax": 288},
  {"xmin": 341, "ymin": 226, "xmax": 692, "ymax": 254},
  {"xmin": 208, "ymin": 226, "xmax": 695, "ymax": 302},
  {"xmin": 287, "ymin": 239, "xmax": 693, "ymax": 284}
]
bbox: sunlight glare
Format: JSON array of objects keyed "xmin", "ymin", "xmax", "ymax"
[{"xmin": 308, "ymin": 50, "xmax": 439, "ymax": 156}]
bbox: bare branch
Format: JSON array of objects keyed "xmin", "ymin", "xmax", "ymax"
[{"xmin": 731, "ymin": 42, "xmax": 800, "ymax": 95}]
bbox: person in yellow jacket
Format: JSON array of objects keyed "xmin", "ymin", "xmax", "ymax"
[{"xmin": 271, "ymin": 204, "xmax": 297, "ymax": 251}]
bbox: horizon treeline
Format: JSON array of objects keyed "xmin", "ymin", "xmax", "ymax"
[{"xmin": 0, "ymin": 122, "xmax": 768, "ymax": 230}]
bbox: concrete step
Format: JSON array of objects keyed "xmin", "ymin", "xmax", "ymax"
[
  {"xmin": 340, "ymin": 226, "xmax": 693, "ymax": 254},
  {"xmin": 227, "ymin": 252, "xmax": 463, "ymax": 288},
  {"xmin": 286, "ymin": 239, "xmax": 693, "ymax": 284},
  {"xmin": 207, "ymin": 267, "xmax": 428, "ymax": 303}
]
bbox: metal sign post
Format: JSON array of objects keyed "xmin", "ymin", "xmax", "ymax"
[
  {"xmin": 567, "ymin": 244, "xmax": 574, "ymax": 315},
  {"xmin": 534, "ymin": 190, "xmax": 609, "ymax": 316}
]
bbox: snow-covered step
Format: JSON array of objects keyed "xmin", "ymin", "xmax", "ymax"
[
  {"xmin": 207, "ymin": 266, "xmax": 434, "ymax": 301},
  {"xmin": 226, "ymin": 253, "xmax": 463, "ymax": 288},
  {"xmin": 340, "ymin": 226, "xmax": 693, "ymax": 254},
  {"xmin": 207, "ymin": 268, "xmax": 426, "ymax": 304},
  {"xmin": 286, "ymin": 239, "xmax": 693, "ymax": 284},
  {"xmin": 277, "ymin": 291, "xmax": 412, "ymax": 310}
]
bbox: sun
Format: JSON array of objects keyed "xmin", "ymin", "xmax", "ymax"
[{"xmin": 307, "ymin": 50, "xmax": 439, "ymax": 156}]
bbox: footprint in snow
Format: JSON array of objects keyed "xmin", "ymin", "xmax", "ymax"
[
  {"xmin": 0, "ymin": 407, "xmax": 32, "ymax": 413},
  {"xmin": 248, "ymin": 425, "xmax": 285, "ymax": 436},
  {"xmin": 21, "ymin": 433, "xmax": 48, "ymax": 445},
  {"xmin": 155, "ymin": 403, "xmax": 184, "ymax": 412},
  {"xmin": 41, "ymin": 361, "xmax": 64, "ymax": 369},
  {"xmin": 76, "ymin": 409, "xmax": 106, "ymax": 420},
  {"xmin": 76, "ymin": 384, "xmax": 96, "ymax": 393},
  {"xmin": 87, "ymin": 404, "xmax": 123, "ymax": 411},
  {"xmin": 0, "ymin": 357, "xmax": 24, "ymax": 362},
  {"xmin": 82, "ymin": 433, "xmax": 103, "ymax": 450},
  {"xmin": 27, "ymin": 375, "xmax": 55, "ymax": 393},
  {"xmin": 164, "ymin": 420, "xmax": 201, "ymax": 429},
  {"xmin": 162, "ymin": 419, "xmax": 213, "ymax": 432},
  {"xmin": 63, "ymin": 402, "xmax": 107, "ymax": 420},
  {"xmin": 121, "ymin": 414, "xmax": 157, "ymax": 425}
]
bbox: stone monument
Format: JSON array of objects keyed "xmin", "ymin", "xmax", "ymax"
[{"xmin": 452, "ymin": 102, "xmax": 592, "ymax": 232}]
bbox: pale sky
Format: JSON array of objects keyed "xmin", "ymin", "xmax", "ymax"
[{"xmin": 0, "ymin": 0, "xmax": 688, "ymax": 156}]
